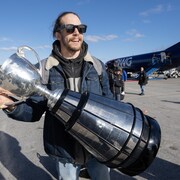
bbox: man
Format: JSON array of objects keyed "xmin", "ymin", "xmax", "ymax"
[
  {"xmin": 138, "ymin": 67, "xmax": 148, "ymax": 95},
  {"xmin": 108, "ymin": 67, "xmax": 123, "ymax": 101},
  {"xmin": 0, "ymin": 12, "xmax": 112, "ymax": 180}
]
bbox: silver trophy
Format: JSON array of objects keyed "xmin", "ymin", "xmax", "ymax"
[{"xmin": 0, "ymin": 46, "xmax": 161, "ymax": 176}]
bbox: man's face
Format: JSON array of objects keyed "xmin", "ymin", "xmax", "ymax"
[{"xmin": 57, "ymin": 14, "xmax": 84, "ymax": 53}]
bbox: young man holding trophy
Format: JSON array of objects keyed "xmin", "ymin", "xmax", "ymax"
[{"xmin": 0, "ymin": 11, "xmax": 161, "ymax": 180}]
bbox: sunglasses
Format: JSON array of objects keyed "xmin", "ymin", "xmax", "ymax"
[{"xmin": 58, "ymin": 24, "xmax": 87, "ymax": 34}]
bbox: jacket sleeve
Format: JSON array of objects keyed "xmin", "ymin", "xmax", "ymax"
[
  {"xmin": 5, "ymin": 95, "xmax": 47, "ymax": 122},
  {"xmin": 143, "ymin": 72, "xmax": 148, "ymax": 84},
  {"xmin": 100, "ymin": 61, "xmax": 113, "ymax": 98},
  {"xmin": 122, "ymin": 70, "xmax": 127, "ymax": 81}
]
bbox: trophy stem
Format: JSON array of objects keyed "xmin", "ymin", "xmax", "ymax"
[{"xmin": 35, "ymin": 84, "xmax": 62, "ymax": 109}]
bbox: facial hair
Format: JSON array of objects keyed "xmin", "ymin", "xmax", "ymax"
[{"xmin": 61, "ymin": 35, "xmax": 83, "ymax": 53}]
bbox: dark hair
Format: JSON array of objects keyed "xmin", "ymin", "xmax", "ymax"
[{"xmin": 52, "ymin": 11, "xmax": 80, "ymax": 38}]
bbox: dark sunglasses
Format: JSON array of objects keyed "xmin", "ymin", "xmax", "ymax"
[{"xmin": 58, "ymin": 24, "xmax": 87, "ymax": 34}]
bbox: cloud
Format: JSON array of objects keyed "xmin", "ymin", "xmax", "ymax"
[
  {"xmin": 139, "ymin": 4, "xmax": 173, "ymax": 16},
  {"xmin": 36, "ymin": 45, "xmax": 51, "ymax": 49},
  {"xmin": 0, "ymin": 45, "xmax": 51, "ymax": 52},
  {"xmin": 142, "ymin": 19, "xmax": 151, "ymax": 24},
  {"xmin": 167, "ymin": 4, "xmax": 173, "ymax": 12},
  {"xmin": 77, "ymin": 0, "xmax": 90, "ymax": 5},
  {"xmin": 123, "ymin": 29, "xmax": 144, "ymax": 42},
  {"xmin": 0, "ymin": 37, "xmax": 13, "ymax": 42},
  {"xmin": 0, "ymin": 46, "xmax": 17, "ymax": 51},
  {"xmin": 85, "ymin": 34, "xmax": 118, "ymax": 42}
]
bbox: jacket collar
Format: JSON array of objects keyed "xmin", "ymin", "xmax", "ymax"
[{"xmin": 45, "ymin": 51, "xmax": 95, "ymax": 70}]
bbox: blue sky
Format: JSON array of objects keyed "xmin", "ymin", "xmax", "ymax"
[{"xmin": 0, "ymin": 0, "xmax": 180, "ymax": 64}]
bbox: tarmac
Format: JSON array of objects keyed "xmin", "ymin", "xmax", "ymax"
[{"xmin": 0, "ymin": 77, "xmax": 179, "ymax": 180}]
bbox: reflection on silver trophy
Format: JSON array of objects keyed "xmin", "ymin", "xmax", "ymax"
[{"xmin": 0, "ymin": 46, "xmax": 161, "ymax": 176}]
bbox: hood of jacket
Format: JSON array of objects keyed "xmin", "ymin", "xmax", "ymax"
[{"xmin": 45, "ymin": 40, "xmax": 96, "ymax": 72}]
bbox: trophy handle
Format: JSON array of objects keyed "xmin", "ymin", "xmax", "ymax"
[{"xmin": 17, "ymin": 45, "xmax": 42, "ymax": 77}]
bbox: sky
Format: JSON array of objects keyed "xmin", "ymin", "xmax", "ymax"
[{"xmin": 0, "ymin": 0, "xmax": 180, "ymax": 65}]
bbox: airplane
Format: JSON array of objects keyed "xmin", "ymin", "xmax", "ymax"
[{"xmin": 105, "ymin": 42, "xmax": 180, "ymax": 78}]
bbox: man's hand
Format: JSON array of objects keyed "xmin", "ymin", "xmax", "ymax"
[{"xmin": 0, "ymin": 87, "xmax": 14, "ymax": 109}]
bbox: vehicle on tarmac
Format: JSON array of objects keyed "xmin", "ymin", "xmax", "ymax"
[{"xmin": 163, "ymin": 68, "xmax": 180, "ymax": 78}]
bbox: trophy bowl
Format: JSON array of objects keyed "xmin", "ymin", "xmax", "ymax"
[{"xmin": 0, "ymin": 46, "xmax": 42, "ymax": 97}]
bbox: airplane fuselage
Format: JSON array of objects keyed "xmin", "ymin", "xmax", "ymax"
[{"xmin": 106, "ymin": 42, "xmax": 180, "ymax": 75}]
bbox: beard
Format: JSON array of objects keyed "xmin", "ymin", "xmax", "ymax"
[{"xmin": 61, "ymin": 37, "xmax": 83, "ymax": 53}]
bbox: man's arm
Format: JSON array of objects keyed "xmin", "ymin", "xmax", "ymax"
[{"xmin": 0, "ymin": 87, "xmax": 47, "ymax": 122}]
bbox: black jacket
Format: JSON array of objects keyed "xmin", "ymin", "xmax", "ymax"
[{"xmin": 138, "ymin": 71, "xmax": 148, "ymax": 85}]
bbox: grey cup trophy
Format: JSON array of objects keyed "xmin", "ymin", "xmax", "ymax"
[{"xmin": 0, "ymin": 46, "xmax": 161, "ymax": 176}]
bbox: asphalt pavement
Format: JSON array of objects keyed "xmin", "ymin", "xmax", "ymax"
[{"xmin": 0, "ymin": 78, "xmax": 179, "ymax": 180}]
